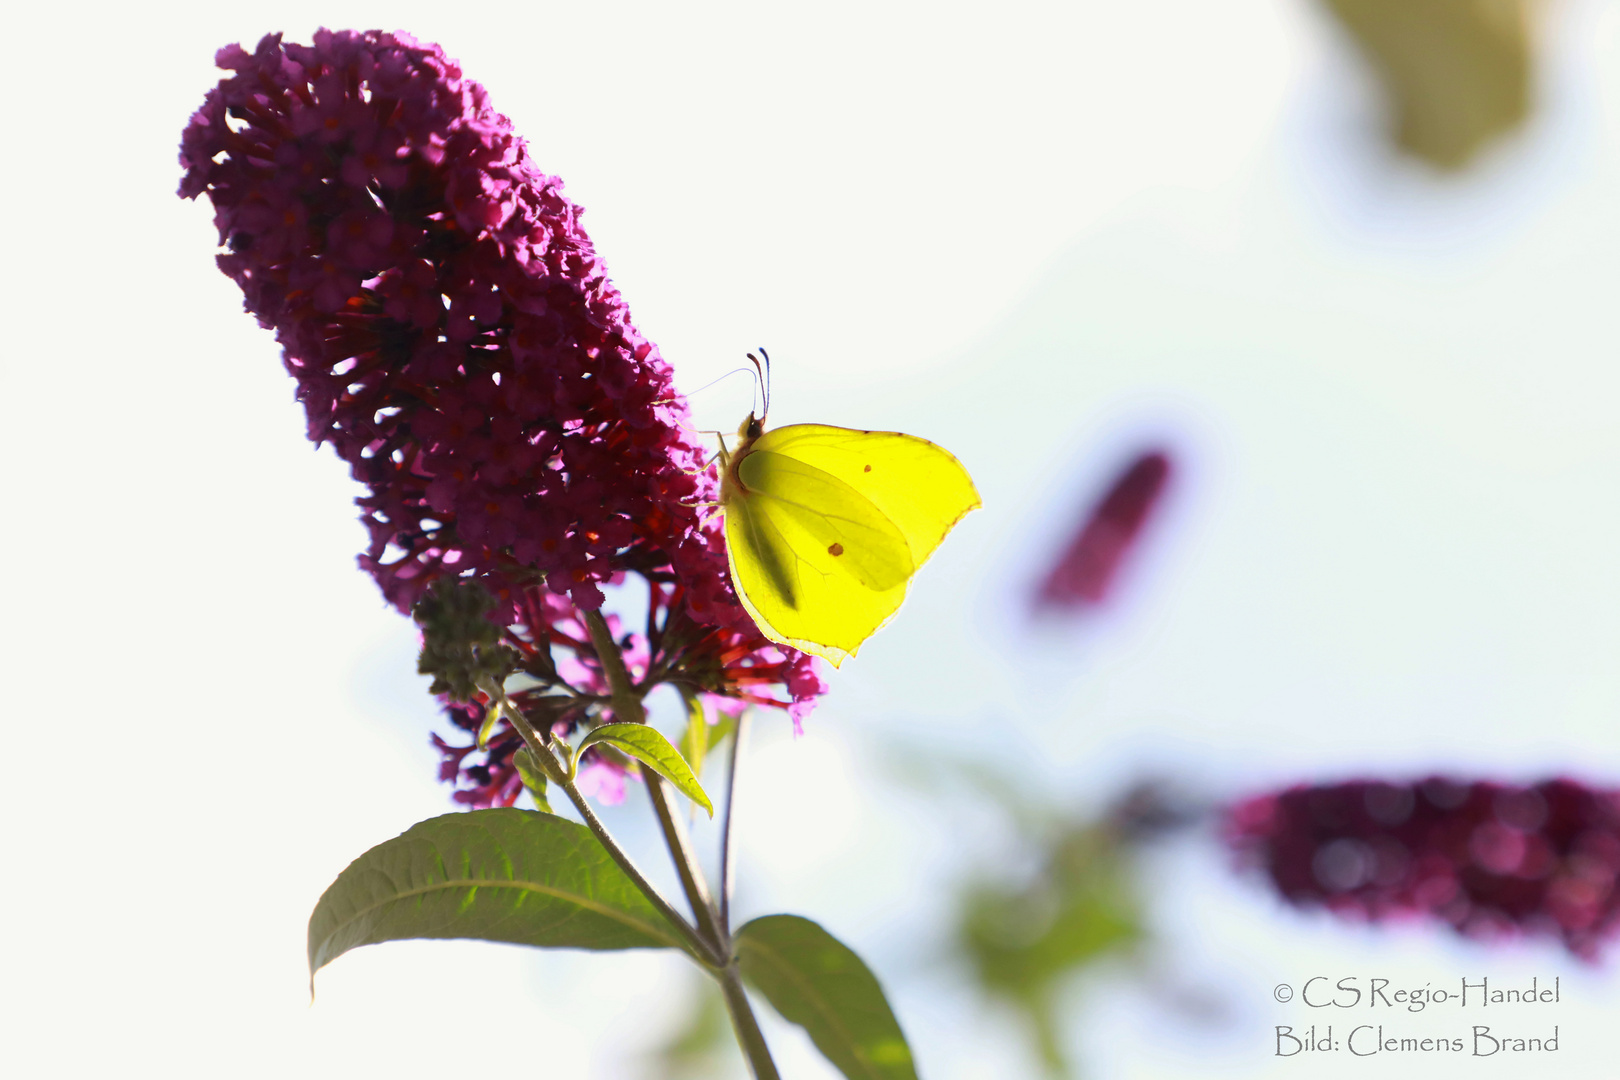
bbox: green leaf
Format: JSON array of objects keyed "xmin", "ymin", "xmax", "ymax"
[
  {"xmin": 709, "ymin": 712, "xmax": 737, "ymax": 758},
  {"xmin": 957, "ymin": 824, "xmax": 1142, "ymax": 1074},
  {"xmin": 308, "ymin": 808, "xmax": 689, "ymax": 987},
  {"xmin": 677, "ymin": 694, "xmax": 739, "ymax": 780},
  {"xmin": 679, "ymin": 693, "xmax": 709, "ymax": 777},
  {"xmin": 511, "ymin": 747, "xmax": 554, "ymax": 814},
  {"xmin": 735, "ymin": 915, "xmax": 917, "ymax": 1080},
  {"xmin": 475, "ymin": 700, "xmax": 501, "ymax": 749},
  {"xmin": 578, "ymin": 722, "xmax": 713, "ymax": 817}
]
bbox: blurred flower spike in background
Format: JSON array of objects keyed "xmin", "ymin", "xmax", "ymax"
[
  {"xmin": 177, "ymin": 30, "xmax": 824, "ymax": 806},
  {"xmin": 1035, "ymin": 448, "xmax": 1173, "ymax": 613},
  {"xmin": 1228, "ymin": 777, "xmax": 1620, "ymax": 959}
]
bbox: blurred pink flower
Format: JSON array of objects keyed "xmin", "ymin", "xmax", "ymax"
[
  {"xmin": 1228, "ymin": 777, "xmax": 1620, "ymax": 959},
  {"xmin": 1036, "ymin": 449, "xmax": 1172, "ymax": 611}
]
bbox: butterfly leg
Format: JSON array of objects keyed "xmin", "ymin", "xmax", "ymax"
[{"xmin": 677, "ymin": 448, "xmax": 722, "ymax": 476}]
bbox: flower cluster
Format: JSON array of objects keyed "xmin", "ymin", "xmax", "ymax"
[
  {"xmin": 179, "ymin": 30, "xmax": 823, "ymax": 805},
  {"xmin": 1227, "ymin": 777, "xmax": 1620, "ymax": 958},
  {"xmin": 427, "ymin": 578, "xmax": 824, "ymax": 806},
  {"xmin": 1036, "ymin": 449, "xmax": 1171, "ymax": 611}
]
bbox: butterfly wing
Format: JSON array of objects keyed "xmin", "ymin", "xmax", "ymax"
[
  {"xmin": 723, "ymin": 425, "xmax": 981, "ymax": 666},
  {"xmin": 726, "ymin": 448, "xmax": 915, "ymax": 666},
  {"xmin": 750, "ymin": 425, "xmax": 982, "ymax": 566}
]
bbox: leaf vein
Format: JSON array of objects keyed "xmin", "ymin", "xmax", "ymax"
[
  {"xmin": 320, "ymin": 877, "xmax": 680, "ymax": 951},
  {"xmin": 745, "ymin": 939, "xmax": 882, "ymax": 1079}
]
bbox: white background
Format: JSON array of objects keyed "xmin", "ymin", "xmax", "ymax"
[{"xmin": 5, "ymin": 0, "xmax": 1620, "ymax": 1076}]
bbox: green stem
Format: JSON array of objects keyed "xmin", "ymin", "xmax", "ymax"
[
  {"xmin": 719, "ymin": 710, "xmax": 750, "ymax": 932},
  {"xmin": 582, "ymin": 610, "xmax": 780, "ymax": 1080},
  {"xmin": 556, "ymin": 774, "xmax": 724, "ymax": 968},
  {"xmin": 648, "ymin": 771, "xmax": 726, "ymax": 945},
  {"xmin": 485, "ymin": 682, "xmax": 722, "ymax": 968},
  {"xmin": 582, "ymin": 610, "xmax": 729, "ymax": 949},
  {"xmin": 718, "ymin": 964, "xmax": 782, "ymax": 1080},
  {"xmin": 582, "ymin": 608, "xmax": 647, "ymax": 724}
]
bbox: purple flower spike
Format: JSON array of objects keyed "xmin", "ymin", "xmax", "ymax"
[
  {"xmin": 1227, "ymin": 777, "xmax": 1620, "ymax": 959},
  {"xmin": 178, "ymin": 30, "xmax": 711, "ymax": 616},
  {"xmin": 180, "ymin": 31, "xmax": 824, "ymax": 805},
  {"xmin": 1036, "ymin": 449, "xmax": 1172, "ymax": 612}
]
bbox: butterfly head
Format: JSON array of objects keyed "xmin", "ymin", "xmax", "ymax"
[{"xmin": 721, "ymin": 350, "xmax": 770, "ymax": 487}]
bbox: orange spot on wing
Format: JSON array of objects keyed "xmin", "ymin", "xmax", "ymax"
[{"xmin": 828, "ymin": 543, "xmax": 844, "ymax": 557}]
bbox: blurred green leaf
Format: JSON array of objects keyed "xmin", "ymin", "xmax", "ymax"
[
  {"xmin": 512, "ymin": 746, "xmax": 554, "ymax": 814},
  {"xmin": 735, "ymin": 915, "xmax": 917, "ymax": 1080},
  {"xmin": 475, "ymin": 703, "xmax": 500, "ymax": 749},
  {"xmin": 708, "ymin": 713, "xmax": 738, "ymax": 762},
  {"xmin": 644, "ymin": 977, "xmax": 740, "ymax": 1080},
  {"xmin": 308, "ymin": 808, "xmax": 689, "ymax": 986},
  {"xmin": 678, "ymin": 694, "xmax": 739, "ymax": 780},
  {"xmin": 959, "ymin": 825, "xmax": 1142, "ymax": 1075},
  {"xmin": 579, "ymin": 722, "xmax": 713, "ymax": 816},
  {"xmin": 679, "ymin": 693, "xmax": 710, "ymax": 776},
  {"xmin": 1321, "ymin": 0, "xmax": 1537, "ymax": 168}
]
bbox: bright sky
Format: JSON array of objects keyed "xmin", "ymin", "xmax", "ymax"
[{"xmin": 6, "ymin": 1, "xmax": 1620, "ymax": 1077}]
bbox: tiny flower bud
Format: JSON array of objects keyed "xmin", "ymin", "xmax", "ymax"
[{"xmin": 413, "ymin": 577, "xmax": 520, "ymax": 705}]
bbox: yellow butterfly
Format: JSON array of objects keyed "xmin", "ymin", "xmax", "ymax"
[{"xmin": 715, "ymin": 353, "xmax": 980, "ymax": 667}]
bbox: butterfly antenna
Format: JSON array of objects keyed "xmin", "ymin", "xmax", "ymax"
[
  {"xmin": 761, "ymin": 347, "xmax": 772, "ymax": 421},
  {"xmin": 744, "ymin": 351, "xmax": 765, "ymax": 422},
  {"xmin": 652, "ymin": 366, "xmax": 757, "ymax": 407},
  {"xmin": 746, "ymin": 347, "xmax": 773, "ymax": 423}
]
